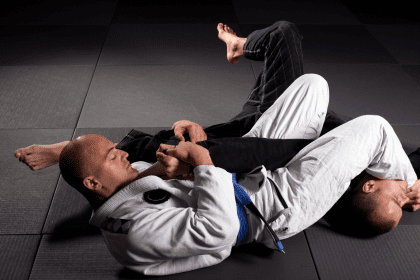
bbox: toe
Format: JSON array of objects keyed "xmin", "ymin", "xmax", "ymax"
[
  {"xmin": 23, "ymin": 154, "xmax": 31, "ymax": 162},
  {"xmin": 16, "ymin": 148, "xmax": 29, "ymax": 160},
  {"xmin": 15, "ymin": 148, "xmax": 27, "ymax": 158}
]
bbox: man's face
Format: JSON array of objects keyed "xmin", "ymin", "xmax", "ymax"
[
  {"xmin": 79, "ymin": 135, "xmax": 139, "ymax": 197},
  {"xmin": 374, "ymin": 179, "xmax": 410, "ymax": 226}
]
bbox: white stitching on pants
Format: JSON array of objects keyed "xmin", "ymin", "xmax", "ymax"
[{"xmin": 243, "ymin": 49, "xmax": 261, "ymax": 53}]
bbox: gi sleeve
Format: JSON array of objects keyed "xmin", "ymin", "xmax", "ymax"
[{"xmin": 126, "ymin": 165, "xmax": 240, "ymax": 261}]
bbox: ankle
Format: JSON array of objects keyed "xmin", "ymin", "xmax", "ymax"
[
  {"xmin": 54, "ymin": 141, "xmax": 71, "ymax": 160},
  {"xmin": 238, "ymin": 37, "xmax": 247, "ymax": 56}
]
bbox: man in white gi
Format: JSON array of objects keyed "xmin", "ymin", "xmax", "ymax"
[{"xmin": 14, "ymin": 22, "xmax": 420, "ymax": 276}]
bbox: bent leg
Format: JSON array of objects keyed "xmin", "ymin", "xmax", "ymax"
[
  {"xmin": 270, "ymin": 115, "xmax": 418, "ymax": 237},
  {"xmin": 204, "ymin": 20, "xmax": 305, "ymax": 138},
  {"xmin": 243, "ymin": 73, "xmax": 329, "ymax": 140}
]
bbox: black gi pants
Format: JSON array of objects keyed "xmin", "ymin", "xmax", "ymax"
[{"xmin": 115, "ymin": 21, "xmax": 420, "ymax": 178}]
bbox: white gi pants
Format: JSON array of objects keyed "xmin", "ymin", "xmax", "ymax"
[{"xmin": 242, "ymin": 73, "xmax": 418, "ymax": 237}]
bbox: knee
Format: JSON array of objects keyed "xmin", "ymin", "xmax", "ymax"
[
  {"xmin": 358, "ymin": 115, "xmax": 387, "ymax": 125},
  {"xmin": 301, "ymin": 73, "xmax": 328, "ymax": 87},
  {"xmin": 293, "ymin": 73, "xmax": 329, "ymax": 111},
  {"xmin": 354, "ymin": 115, "xmax": 391, "ymax": 132},
  {"xmin": 298, "ymin": 74, "xmax": 329, "ymax": 98},
  {"xmin": 273, "ymin": 21, "xmax": 302, "ymax": 38},
  {"xmin": 274, "ymin": 20, "xmax": 295, "ymax": 27}
]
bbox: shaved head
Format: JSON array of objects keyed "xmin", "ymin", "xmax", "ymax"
[
  {"xmin": 58, "ymin": 134, "xmax": 138, "ymax": 208},
  {"xmin": 58, "ymin": 134, "xmax": 107, "ymax": 198}
]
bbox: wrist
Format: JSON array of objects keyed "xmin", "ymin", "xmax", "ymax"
[{"xmin": 193, "ymin": 158, "xmax": 214, "ymax": 167}]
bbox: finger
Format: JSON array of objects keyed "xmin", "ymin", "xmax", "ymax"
[
  {"xmin": 197, "ymin": 130, "xmax": 207, "ymax": 142},
  {"xmin": 171, "ymin": 120, "xmax": 181, "ymax": 130},
  {"xmin": 157, "ymin": 154, "xmax": 172, "ymax": 174},
  {"xmin": 156, "ymin": 152, "xmax": 167, "ymax": 163},
  {"xmin": 165, "ymin": 148, "xmax": 178, "ymax": 157},
  {"xmin": 165, "ymin": 147, "xmax": 188, "ymax": 163},
  {"xmin": 190, "ymin": 128, "xmax": 197, "ymax": 144},
  {"xmin": 406, "ymin": 192, "xmax": 419, "ymax": 200},
  {"xmin": 174, "ymin": 132, "xmax": 185, "ymax": 142},
  {"xmin": 159, "ymin": 143, "xmax": 176, "ymax": 152},
  {"xmin": 156, "ymin": 151, "xmax": 163, "ymax": 161},
  {"xmin": 157, "ymin": 144, "xmax": 169, "ymax": 154}
]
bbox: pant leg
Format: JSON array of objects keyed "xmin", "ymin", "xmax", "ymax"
[
  {"xmin": 240, "ymin": 20, "xmax": 305, "ymax": 116},
  {"xmin": 204, "ymin": 20, "xmax": 305, "ymax": 138},
  {"xmin": 243, "ymin": 73, "xmax": 329, "ymax": 140},
  {"xmin": 269, "ymin": 115, "xmax": 418, "ymax": 237},
  {"xmin": 118, "ymin": 73, "xmax": 328, "ymax": 166}
]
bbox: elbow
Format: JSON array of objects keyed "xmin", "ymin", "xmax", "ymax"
[
  {"xmin": 203, "ymin": 214, "xmax": 239, "ymax": 248},
  {"xmin": 230, "ymin": 215, "xmax": 240, "ymax": 240},
  {"xmin": 218, "ymin": 206, "xmax": 240, "ymax": 246},
  {"xmin": 221, "ymin": 215, "xmax": 240, "ymax": 246}
]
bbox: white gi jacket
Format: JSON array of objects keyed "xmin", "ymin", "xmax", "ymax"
[{"xmin": 89, "ymin": 161, "xmax": 293, "ymax": 276}]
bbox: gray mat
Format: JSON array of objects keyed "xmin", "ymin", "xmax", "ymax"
[
  {"xmin": 77, "ymin": 64, "xmax": 255, "ymax": 128},
  {"xmin": 98, "ymin": 23, "xmax": 249, "ymax": 66},
  {"xmin": 305, "ymin": 226, "xmax": 420, "ymax": 280},
  {"xmin": 402, "ymin": 65, "xmax": 420, "ymax": 88},
  {"xmin": 296, "ymin": 24, "xmax": 398, "ymax": 64},
  {"xmin": 1, "ymin": 129, "xmax": 73, "ymax": 234},
  {"xmin": 231, "ymin": 0, "xmax": 360, "ymax": 25},
  {"xmin": 0, "ymin": 0, "xmax": 117, "ymax": 25},
  {"xmin": 111, "ymin": 0, "xmax": 237, "ymax": 24},
  {"xmin": 364, "ymin": 24, "xmax": 420, "ymax": 65},
  {"xmin": 339, "ymin": 0, "xmax": 420, "ymax": 24},
  {"xmin": 304, "ymin": 63, "xmax": 420, "ymax": 125},
  {"xmin": 0, "ymin": 66, "xmax": 95, "ymax": 129},
  {"xmin": 0, "ymin": 235, "xmax": 41, "ymax": 280},
  {"xmin": 30, "ymin": 232, "xmax": 317, "ymax": 280},
  {"xmin": 0, "ymin": 26, "xmax": 108, "ymax": 66}
]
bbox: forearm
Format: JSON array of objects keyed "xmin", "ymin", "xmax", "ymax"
[{"xmin": 135, "ymin": 162, "xmax": 166, "ymax": 180}]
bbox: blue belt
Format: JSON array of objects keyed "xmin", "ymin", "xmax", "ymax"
[{"xmin": 232, "ymin": 173, "xmax": 285, "ymax": 254}]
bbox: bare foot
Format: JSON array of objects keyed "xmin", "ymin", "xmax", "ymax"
[
  {"xmin": 14, "ymin": 141, "xmax": 70, "ymax": 171},
  {"xmin": 217, "ymin": 23, "xmax": 246, "ymax": 64}
]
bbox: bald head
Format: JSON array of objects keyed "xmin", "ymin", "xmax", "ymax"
[
  {"xmin": 58, "ymin": 134, "xmax": 138, "ymax": 209},
  {"xmin": 64, "ymin": 134, "xmax": 105, "ymax": 173},
  {"xmin": 58, "ymin": 134, "xmax": 107, "ymax": 196}
]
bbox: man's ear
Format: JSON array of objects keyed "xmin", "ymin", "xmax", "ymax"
[
  {"xmin": 83, "ymin": 176, "xmax": 102, "ymax": 191},
  {"xmin": 362, "ymin": 180, "xmax": 378, "ymax": 194}
]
